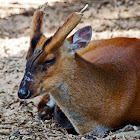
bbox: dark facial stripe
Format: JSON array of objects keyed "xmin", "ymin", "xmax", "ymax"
[
  {"xmin": 31, "ymin": 31, "xmax": 41, "ymax": 51},
  {"xmin": 28, "ymin": 49, "xmax": 43, "ymax": 70},
  {"xmin": 43, "ymin": 37, "xmax": 52, "ymax": 49},
  {"xmin": 27, "ymin": 37, "xmax": 53, "ymax": 71}
]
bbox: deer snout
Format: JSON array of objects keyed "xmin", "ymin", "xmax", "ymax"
[{"xmin": 18, "ymin": 88, "xmax": 31, "ymax": 99}]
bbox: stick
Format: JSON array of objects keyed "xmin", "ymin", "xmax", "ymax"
[{"xmin": 104, "ymin": 131, "xmax": 140, "ymax": 140}]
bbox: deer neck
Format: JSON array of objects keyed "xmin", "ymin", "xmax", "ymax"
[
  {"xmin": 49, "ymin": 52, "xmax": 104, "ymax": 134},
  {"xmin": 50, "ymin": 49, "xmax": 101, "ymax": 101},
  {"xmin": 56, "ymin": 41, "xmax": 100, "ymax": 85}
]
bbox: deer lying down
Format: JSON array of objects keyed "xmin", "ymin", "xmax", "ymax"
[{"xmin": 18, "ymin": 4, "xmax": 140, "ymax": 134}]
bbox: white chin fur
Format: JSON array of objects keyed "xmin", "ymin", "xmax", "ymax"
[{"xmin": 46, "ymin": 94, "xmax": 56, "ymax": 109}]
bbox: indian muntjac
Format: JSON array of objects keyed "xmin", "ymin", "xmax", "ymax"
[{"xmin": 18, "ymin": 3, "xmax": 140, "ymax": 134}]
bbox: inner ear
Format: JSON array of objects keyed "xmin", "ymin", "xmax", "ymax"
[{"xmin": 70, "ymin": 26, "xmax": 92, "ymax": 52}]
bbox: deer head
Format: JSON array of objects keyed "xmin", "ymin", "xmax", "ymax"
[
  {"xmin": 17, "ymin": 3, "xmax": 140, "ymax": 135},
  {"xmin": 18, "ymin": 4, "xmax": 92, "ymax": 99}
]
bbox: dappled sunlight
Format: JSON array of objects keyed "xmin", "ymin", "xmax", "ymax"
[
  {"xmin": 1, "ymin": 29, "xmax": 140, "ymax": 58},
  {"xmin": 0, "ymin": 37, "xmax": 29, "ymax": 58},
  {"xmin": 0, "ymin": 0, "xmax": 69, "ymax": 18},
  {"xmin": 0, "ymin": 32, "xmax": 53, "ymax": 58},
  {"xmin": 0, "ymin": 0, "xmax": 140, "ymax": 139},
  {"xmin": 0, "ymin": 0, "xmax": 65, "ymax": 5}
]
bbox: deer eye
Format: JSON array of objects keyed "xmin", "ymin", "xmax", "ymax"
[
  {"xmin": 45, "ymin": 58, "xmax": 56, "ymax": 65},
  {"xmin": 42, "ymin": 57, "xmax": 56, "ymax": 71}
]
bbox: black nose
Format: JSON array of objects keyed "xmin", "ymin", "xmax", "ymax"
[{"xmin": 18, "ymin": 89, "xmax": 31, "ymax": 99}]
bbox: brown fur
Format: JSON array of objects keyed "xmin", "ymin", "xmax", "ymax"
[
  {"xmin": 18, "ymin": 6, "xmax": 140, "ymax": 134},
  {"xmin": 44, "ymin": 12, "xmax": 82, "ymax": 53},
  {"xmin": 39, "ymin": 38, "xmax": 140, "ymax": 134},
  {"xmin": 38, "ymin": 94, "xmax": 53, "ymax": 120}
]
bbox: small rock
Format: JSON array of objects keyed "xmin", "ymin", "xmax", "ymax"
[
  {"xmin": 133, "ymin": 126, "xmax": 138, "ymax": 131},
  {"xmin": 81, "ymin": 137, "xmax": 85, "ymax": 140}
]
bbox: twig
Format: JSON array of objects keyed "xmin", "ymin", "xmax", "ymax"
[
  {"xmin": 20, "ymin": 132, "xmax": 32, "ymax": 135},
  {"xmin": 104, "ymin": 131, "xmax": 140, "ymax": 140},
  {"xmin": 0, "ymin": 125, "xmax": 12, "ymax": 129},
  {"xmin": 40, "ymin": 2, "xmax": 48, "ymax": 12},
  {"xmin": 0, "ymin": 132, "xmax": 10, "ymax": 135},
  {"xmin": 45, "ymin": 132, "xmax": 66, "ymax": 137}
]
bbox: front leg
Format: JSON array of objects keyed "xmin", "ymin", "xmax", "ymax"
[
  {"xmin": 38, "ymin": 94, "xmax": 77, "ymax": 134},
  {"xmin": 54, "ymin": 105, "xmax": 78, "ymax": 135},
  {"xmin": 38, "ymin": 94, "xmax": 55, "ymax": 120}
]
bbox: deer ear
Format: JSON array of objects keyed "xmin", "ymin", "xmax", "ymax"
[{"xmin": 70, "ymin": 26, "xmax": 92, "ymax": 52}]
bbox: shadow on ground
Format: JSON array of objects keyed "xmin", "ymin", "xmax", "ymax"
[{"xmin": 0, "ymin": 0, "xmax": 140, "ymax": 139}]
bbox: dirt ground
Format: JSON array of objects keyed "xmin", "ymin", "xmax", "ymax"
[{"xmin": 0, "ymin": 0, "xmax": 140, "ymax": 139}]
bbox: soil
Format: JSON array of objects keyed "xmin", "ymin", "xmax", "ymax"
[{"xmin": 0, "ymin": 0, "xmax": 140, "ymax": 139}]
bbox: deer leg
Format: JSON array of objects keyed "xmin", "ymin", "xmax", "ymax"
[
  {"xmin": 38, "ymin": 94, "xmax": 77, "ymax": 134},
  {"xmin": 54, "ymin": 106, "xmax": 78, "ymax": 135},
  {"xmin": 38, "ymin": 94, "xmax": 55, "ymax": 120}
]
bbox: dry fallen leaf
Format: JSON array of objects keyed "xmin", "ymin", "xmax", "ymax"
[{"xmin": 0, "ymin": 0, "xmax": 140, "ymax": 139}]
